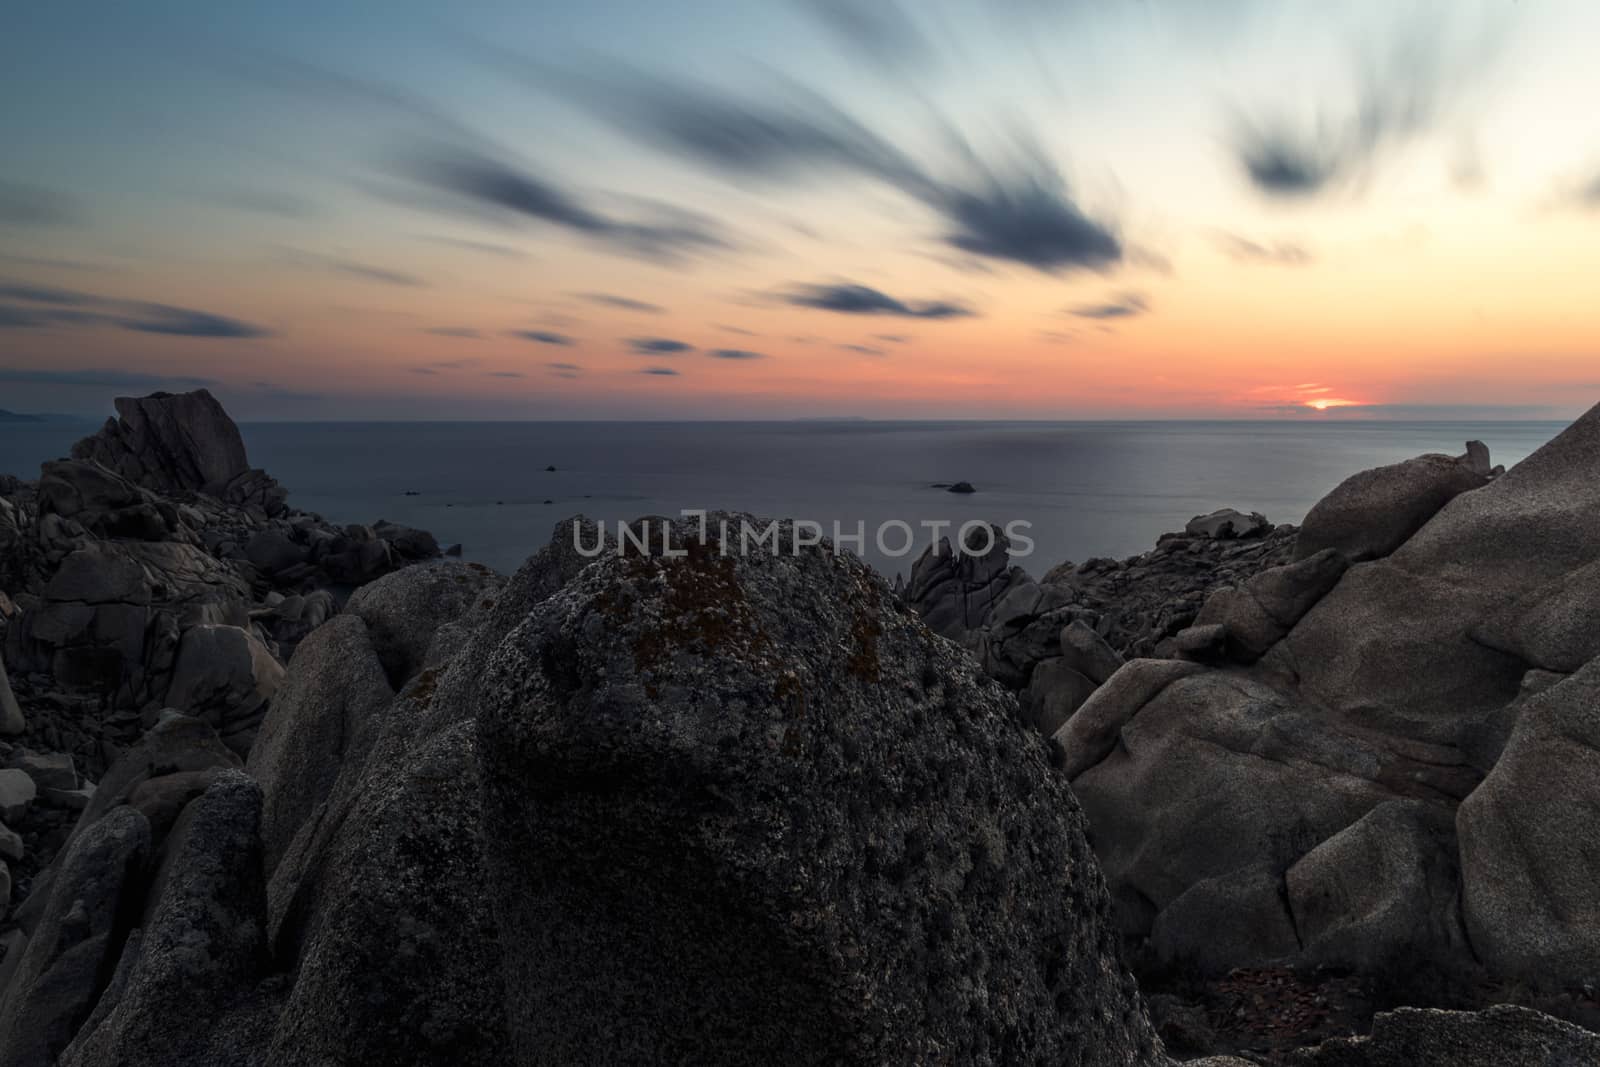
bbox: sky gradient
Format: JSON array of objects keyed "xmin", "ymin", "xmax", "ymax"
[{"xmin": 3, "ymin": 0, "xmax": 1599, "ymax": 420}]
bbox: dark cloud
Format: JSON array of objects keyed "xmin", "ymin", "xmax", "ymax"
[
  {"xmin": 120, "ymin": 303, "xmax": 273, "ymax": 338},
  {"xmin": 425, "ymin": 326, "xmax": 482, "ymax": 338},
  {"xmin": 794, "ymin": 0, "xmax": 933, "ymax": 72},
  {"xmin": 1214, "ymin": 234, "xmax": 1313, "ymax": 266},
  {"xmin": 1068, "ymin": 292, "xmax": 1148, "ymax": 320},
  {"xmin": 547, "ymin": 362, "xmax": 582, "ymax": 371},
  {"xmin": 0, "ymin": 282, "xmax": 272, "ymax": 338},
  {"xmin": 1231, "ymin": 27, "xmax": 1495, "ymax": 198},
  {"xmin": 0, "ymin": 367, "xmax": 215, "ymax": 388},
  {"xmin": 874, "ymin": 333, "xmax": 910, "ymax": 343},
  {"xmin": 0, "ymin": 182, "xmax": 81, "ymax": 227},
  {"xmin": 627, "ymin": 337, "xmax": 695, "ymax": 354},
  {"xmin": 529, "ymin": 65, "xmax": 1121, "ymax": 272},
  {"xmin": 0, "ymin": 283, "xmax": 97, "ymax": 305},
  {"xmin": 708, "ymin": 348, "xmax": 764, "ymax": 360},
  {"xmin": 512, "ymin": 330, "xmax": 577, "ymax": 346},
  {"xmin": 487, "ymin": 371, "xmax": 525, "ymax": 378},
  {"xmin": 840, "ymin": 343, "xmax": 886, "ymax": 355},
  {"xmin": 639, "ymin": 366, "xmax": 681, "ymax": 376},
  {"xmin": 574, "ymin": 292, "xmax": 665, "ymax": 313},
  {"xmin": 783, "ymin": 282, "xmax": 975, "ymax": 320},
  {"xmin": 397, "ymin": 146, "xmax": 730, "ymax": 262}
]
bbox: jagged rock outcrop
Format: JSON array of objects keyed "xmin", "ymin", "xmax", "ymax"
[
  {"xmin": 475, "ymin": 514, "xmax": 1161, "ymax": 1065},
  {"xmin": 1057, "ymin": 416, "xmax": 1600, "ymax": 988},
  {"xmin": 70, "ymin": 389, "xmax": 285, "ymax": 516}
]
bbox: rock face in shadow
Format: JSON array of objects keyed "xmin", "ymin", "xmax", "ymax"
[
  {"xmin": 57, "ymin": 773, "xmax": 269, "ymax": 1067},
  {"xmin": 475, "ymin": 514, "xmax": 1160, "ymax": 1066},
  {"xmin": 1288, "ymin": 1005, "xmax": 1600, "ymax": 1066},
  {"xmin": 1056, "ymin": 411, "xmax": 1600, "ymax": 989},
  {"xmin": 0, "ymin": 806, "xmax": 151, "ymax": 1067},
  {"xmin": 70, "ymin": 389, "xmax": 282, "ymax": 514}
]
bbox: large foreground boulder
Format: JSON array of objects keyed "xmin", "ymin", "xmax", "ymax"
[{"xmin": 475, "ymin": 515, "xmax": 1161, "ymax": 1065}]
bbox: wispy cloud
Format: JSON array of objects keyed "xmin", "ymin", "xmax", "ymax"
[
  {"xmin": 1068, "ymin": 292, "xmax": 1148, "ymax": 320},
  {"xmin": 0, "ymin": 182, "xmax": 81, "ymax": 227},
  {"xmin": 395, "ymin": 145, "xmax": 732, "ymax": 263},
  {"xmin": 1213, "ymin": 233, "xmax": 1313, "ymax": 266},
  {"xmin": 0, "ymin": 366, "xmax": 216, "ymax": 388},
  {"xmin": 284, "ymin": 249, "xmax": 426, "ymax": 286},
  {"xmin": 1230, "ymin": 24, "xmax": 1498, "ymax": 198},
  {"xmin": 512, "ymin": 330, "xmax": 577, "ymax": 346},
  {"xmin": 627, "ymin": 337, "xmax": 694, "ymax": 354},
  {"xmin": 783, "ymin": 282, "xmax": 975, "ymax": 319},
  {"xmin": 793, "ymin": 0, "xmax": 933, "ymax": 73},
  {"xmin": 639, "ymin": 365, "xmax": 681, "ymax": 376},
  {"xmin": 708, "ymin": 348, "xmax": 764, "ymax": 360},
  {"xmin": 840, "ymin": 343, "xmax": 886, "ymax": 355},
  {"xmin": 574, "ymin": 292, "xmax": 665, "ymax": 313},
  {"xmin": 425, "ymin": 326, "xmax": 481, "ymax": 338},
  {"xmin": 0, "ymin": 281, "xmax": 272, "ymax": 338},
  {"xmin": 512, "ymin": 60, "xmax": 1122, "ymax": 272}
]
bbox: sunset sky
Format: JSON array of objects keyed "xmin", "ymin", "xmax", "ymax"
[{"xmin": 3, "ymin": 0, "xmax": 1599, "ymax": 420}]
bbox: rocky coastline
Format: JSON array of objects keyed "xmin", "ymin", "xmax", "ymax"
[{"xmin": 1, "ymin": 389, "xmax": 1598, "ymax": 1065}]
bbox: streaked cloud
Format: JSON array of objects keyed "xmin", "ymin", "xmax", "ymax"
[
  {"xmin": 1068, "ymin": 292, "xmax": 1148, "ymax": 320},
  {"xmin": 512, "ymin": 330, "xmax": 577, "ymax": 346},
  {"xmin": 708, "ymin": 348, "xmax": 764, "ymax": 360},
  {"xmin": 0, "ymin": 182, "xmax": 80, "ymax": 227},
  {"xmin": 783, "ymin": 282, "xmax": 975, "ymax": 319},
  {"xmin": 574, "ymin": 292, "xmax": 665, "ymax": 313},
  {"xmin": 627, "ymin": 336, "xmax": 694, "ymax": 354}
]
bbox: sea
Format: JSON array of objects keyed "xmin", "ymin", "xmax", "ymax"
[{"xmin": 0, "ymin": 419, "xmax": 1570, "ymax": 580}]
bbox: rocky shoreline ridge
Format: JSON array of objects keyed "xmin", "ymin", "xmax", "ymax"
[{"xmin": 0, "ymin": 389, "xmax": 1596, "ymax": 1065}]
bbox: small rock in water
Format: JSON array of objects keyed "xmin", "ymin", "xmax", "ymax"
[
  {"xmin": 946, "ymin": 480, "xmax": 977, "ymax": 494},
  {"xmin": 544, "ymin": 464, "xmax": 557, "ymax": 472},
  {"xmin": 403, "ymin": 490, "xmax": 420, "ymax": 497},
  {"xmin": 444, "ymin": 543, "xmax": 463, "ymax": 557}
]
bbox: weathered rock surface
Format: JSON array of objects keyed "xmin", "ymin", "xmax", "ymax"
[
  {"xmin": 1062, "ymin": 413, "xmax": 1600, "ymax": 992},
  {"xmin": 259, "ymin": 526, "xmax": 603, "ymax": 1066},
  {"xmin": 1187, "ymin": 508, "xmax": 1270, "ymax": 540},
  {"xmin": 0, "ymin": 806, "xmax": 151, "ymax": 1067},
  {"xmin": 1293, "ymin": 447, "xmax": 1490, "ymax": 563},
  {"xmin": 1457, "ymin": 658, "xmax": 1600, "ymax": 983},
  {"xmin": 345, "ymin": 559, "xmax": 505, "ymax": 687},
  {"xmin": 476, "ymin": 514, "xmax": 1160, "ymax": 1065},
  {"xmin": 0, "ymin": 658, "xmax": 23, "ymax": 736},
  {"xmin": 1290, "ymin": 1004, "xmax": 1600, "ymax": 1066},
  {"xmin": 164, "ymin": 624, "xmax": 283, "ymax": 754},
  {"xmin": 70, "ymin": 389, "xmax": 280, "ymax": 513},
  {"xmin": 245, "ymin": 614, "xmax": 393, "ymax": 874},
  {"xmin": 58, "ymin": 773, "xmax": 269, "ymax": 1067}
]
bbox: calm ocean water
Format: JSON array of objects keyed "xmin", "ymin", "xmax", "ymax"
[{"xmin": 0, "ymin": 419, "xmax": 1569, "ymax": 578}]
